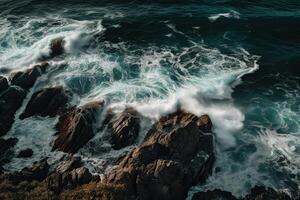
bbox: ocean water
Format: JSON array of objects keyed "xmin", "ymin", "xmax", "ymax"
[{"xmin": 0, "ymin": 0, "xmax": 300, "ymax": 198}]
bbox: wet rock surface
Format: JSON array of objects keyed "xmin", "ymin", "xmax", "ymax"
[
  {"xmin": 53, "ymin": 101, "xmax": 104, "ymax": 153},
  {"xmin": 19, "ymin": 86, "xmax": 71, "ymax": 119},
  {"xmin": 17, "ymin": 148, "xmax": 34, "ymax": 158},
  {"xmin": 0, "ymin": 86, "xmax": 27, "ymax": 136},
  {"xmin": 9, "ymin": 63, "xmax": 48, "ymax": 90},
  {"xmin": 107, "ymin": 111, "xmax": 215, "ymax": 200},
  {"xmin": 49, "ymin": 38, "xmax": 65, "ymax": 58},
  {"xmin": 0, "ymin": 76, "xmax": 8, "ymax": 94},
  {"xmin": 105, "ymin": 108, "xmax": 140, "ymax": 150}
]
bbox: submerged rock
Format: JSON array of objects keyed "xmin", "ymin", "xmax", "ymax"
[
  {"xmin": 17, "ymin": 148, "xmax": 33, "ymax": 158},
  {"xmin": 0, "ymin": 76, "xmax": 8, "ymax": 94},
  {"xmin": 53, "ymin": 101, "xmax": 104, "ymax": 153},
  {"xmin": 105, "ymin": 108, "xmax": 140, "ymax": 150},
  {"xmin": 19, "ymin": 86, "xmax": 70, "ymax": 119},
  {"xmin": 0, "ymin": 86, "xmax": 27, "ymax": 136},
  {"xmin": 0, "ymin": 138, "xmax": 18, "ymax": 169},
  {"xmin": 107, "ymin": 111, "xmax": 215, "ymax": 200},
  {"xmin": 9, "ymin": 63, "xmax": 48, "ymax": 90}
]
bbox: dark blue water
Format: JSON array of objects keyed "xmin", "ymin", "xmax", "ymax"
[{"xmin": 1, "ymin": 0, "xmax": 300, "ymax": 198}]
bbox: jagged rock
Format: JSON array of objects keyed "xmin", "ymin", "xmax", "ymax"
[
  {"xmin": 56, "ymin": 156, "xmax": 82, "ymax": 174},
  {"xmin": 19, "ymin": 86, "xmax": 70, "ymax": 119},
  {"xmin": 105, "ymin": 108, "xmax": 140, "ymax": 150},
  {"xmin": 107, "ymin": 111, "xmax": 215, "ymax": 200},
  {"xmin": 0, "ymin": 76, "xmax": 8, "ymax": 94},
  {"xmin": 47, "ymin": 157, "xmax": 93, "ymax": 194},
  {"xmin": 0, "ymin": 138, "xmax": 18, "ymax": 169},
  {"xmin": 53, "ymin": 101, "xmax": 104, "ymax": 153},
  {"xmin": 192, "ymin": 189, "xmax": 238, "ymax": 200},
  {"xmin": 9, "ymin": 63, "xmax": 48, "ymax": 90},
  {"xmin": 17, "ymin": 148, "xmax": 33, "ymax": 158},
  {"xmin": 0, "ymin": 86, "xmax": 27, "ymax": 136},
  {"xmin": 20, "ymin": 159, "xmax": 50, "ymax": 181},
  {"xmin": 50, "ymin": 38, "xmax": 65, "ymax": 58},
  {"xmin": 243, "ymin": 186, "xmax": 291, "ymax": 200}
]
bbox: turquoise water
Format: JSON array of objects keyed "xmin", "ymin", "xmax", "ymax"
[{"xmin": 0, "ymin": 0, "xmax": 300, "ymax": 198}]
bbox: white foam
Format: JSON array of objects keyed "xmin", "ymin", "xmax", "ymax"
[{"xmin": 209, "ymin": 10, "xmax": 241, "ymax": 22}]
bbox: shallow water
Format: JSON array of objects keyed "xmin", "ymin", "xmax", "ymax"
[{"xmin": 1, "ymin": 0, "xmax": 300, "ymax": 198}]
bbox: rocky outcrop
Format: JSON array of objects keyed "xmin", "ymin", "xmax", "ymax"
[
  {"xmin": 192, "ymin": 189, "xmax": 238, "ymax": 200},
  {"xmin": 243, "ymin": 186, "xmax": 291, "ymax": 200},
  {"xmin": 47, "ymin": 157, "xmax": 93, "ymax": 194},
  {"xmin": 192, "ymin": 186, "xmax": 291, "ymax": 200},
  {"xmin": 0, "ymin": 138, "xmax": 18, "ymax": 172},
  {"xmin": 9, "ymin": 63, "xmax": 48, "ymax": 90},
  {"xmin": 105, "ymin": 108, "xmax": 140, "ymax": 150},
  {"xmin": 0, "ymin": 76, "xmax": 8, "ymax": 94},
  {"xmin": 17, "ymin": 148, "xmax": 33, "ymax": 158},
  {"xmin": 19, "ymin": 86, "xmax": 70, "ymax": 119},
  {"xmin": 106, "ymin": 111, "xmax": 215, "ymax": 200},
  {"xmin": 50, "ymin": 38, "xmax": 65, "ymax": 58},
  {"xmin": 53, "ymin": 101, "xmax": 104, "ymax": 154},
  {"xmin": 0, "ymin": 86, "xmax": 27, "ymax": 136}
]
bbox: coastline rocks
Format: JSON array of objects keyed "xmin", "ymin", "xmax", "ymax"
[
  {"xmin": 0, "ymin": 86, "xmax": 27, "ymax": 136},
  {"xmin": 17, "ymin": 148, "xmax": 33, "ymax": 158},
  {"xmin": 243, "ymin": 186, "xmax": 291, "ymax": 200},
  {"xmin": 0, "ymin": 138, "xmax": 18, "ymax": 170},
  {"xmin": 47, "ymin": 157, "xmax": 93, "ymax": 194},
  {"xmin": 192, "ymin": 189, "xmax": 238, "ymax": 200},
  {"xmin": 107, "ymin": 111, "xmax": 215, "ymax": 200},
  {"xmin": 53, "ymin": 101, "xmax": 104, "ymax": 154},
  {"xmin": 0, "ymin": 76, "xmax": 8, "ymax": 94},
  {"xmin": 106, "ymin": 108, "xmax": 140, "ymax": 150},
  {"xmin": 9, "ymin": 63, "xmax": 48, "ymax": 90},
  {"xmin": 50, "ymin": 38, "xmax": 65, "ymax": 58},
  {"xmin": 19, "ymin": 86, "xmax": 70, "ymax": 120}
]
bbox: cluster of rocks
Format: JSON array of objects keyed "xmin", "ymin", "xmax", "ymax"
[{"xmin": 0, "ymin": 37, "xmax": 293, "ymax": 199}]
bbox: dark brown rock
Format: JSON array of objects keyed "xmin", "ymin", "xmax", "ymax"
[
  {"xmin": 53, "ymin": 101, "xmax": 104, "ymax": 153},
  {"xmin": 50, "ymin": 38, "xmax": 65, "ymax": 58},
  {"xmin": 17, "ymin": 148, "xmax": 33, "ymax": 158},
  {"xmin": 0, "ymin": 86, "xmax": 27, "ymax": 136},
  {"xmin": 20, "ymin": 159, "xmax": 50, "ymax": 181},
  {"xmin": 107, "ymin": 111, "xmax": 215, "ymax": 200},
  {"xmin": 9, "ymin": 63, "xmax": 48, "ymax": 90},
  {"xmin": 0, "ymin": 76, "xmax": 8, "ymax": 94},
  {"xmin": 106, "ymin": 108, "xmax": 140, "ymax": 150},
  {"xmin": 243, "ymin": 186, "xmax": 291, "ymax": 200},
  {"xmin": 192, "ymin": 189, "xmax": 238, "ymax": 200},
  {"xmin": 56, "ymin": 156, "xmax": 82, "ymax": 174},
  {"xmin": 19, "ymin": 86, "xmax": 70, "ymax": 119}
]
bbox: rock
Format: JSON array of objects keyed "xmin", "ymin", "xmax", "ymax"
[
  {"xmin": 0, "ymin": 86, "xmax": 27, "ymax": 136},
  {"xmin": 107, "ymin": 111, "xmax": 215, "ymax": 200},
  {"xmin": 0, "ymin": 76, "xmax": 9, "ymax": 94},
  {"xmin": 9, "ymin": 63, "xmax": 48, "ymax": 90},
  {"xmin": 53, "ymin": 101, "xmax": 104, "ymax": 153},
  {"xmin": 192, "ymin": 189, "xmax": 238, "ymax": 200},
  {"xmin": 243, "ymin": 186, "xmax": 291, "ymax": 200},
  {"xmin": 56, "ymin": 156, "xmax": 82, "ymax": 174},
  {"xmin": 20, "ymin": 159, "xmax": 50, "ymax": 181},
  {"xmin": 106, "ymin": 108, "xmax": 140, "ymax": 150},
  {"xmin": 19, "ymin": 86, "xmax": 70, "ymax": 119},
  {"xmin": 0, "ymin": 138, "xmax": 18, "ymax": 168},
  {"xmin": 50, "ymin": 38, "xmax": 65, "ymax": 58},
  {"xmin": 17, "ymin": 148, "xmax": 33, "ymax": 158},
  {"xmin": 47, "ymin": 157, "xmax": 93, "ymax": 194}
]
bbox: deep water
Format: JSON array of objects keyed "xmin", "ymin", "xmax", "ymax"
[{"xmin": 0, "ymin": 0, "xmax": 300, "ymax": 198}]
